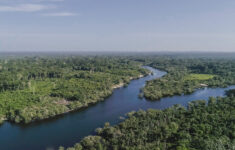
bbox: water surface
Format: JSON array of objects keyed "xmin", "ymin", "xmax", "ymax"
[{"xmin": 0, "ymin": 67, "xmax": 234, "ymax": 150}]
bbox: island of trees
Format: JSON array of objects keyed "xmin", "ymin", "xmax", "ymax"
[
  {"xmin": 0, "ymin": 56, "xmax": 149, "ymax": 124},
  {"xmin": 61, "ymin": 89, "xmax": 235, "ymax": 150}
]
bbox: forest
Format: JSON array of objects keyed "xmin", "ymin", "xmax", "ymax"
[
  {"xmin": 142, "ymin": 57, "xmax": 235, "ymax": 100},
  {"xmin": 0, "ymin": 54, "xmax": 234, "ymax": 150},
  {"xmin": 0, "ymin": 55, "xmax": 234, "ymax": 124},
  {"xmin": 0, "ymin": 56, "xmax": 149, "ymax": 124},
  {"xmin": 61, "ymin": 89, "xmax": 235, "ymax": 150},
  {"xmin": 56, "ymin": 55, "xmax": 235, "ymax": 150}
]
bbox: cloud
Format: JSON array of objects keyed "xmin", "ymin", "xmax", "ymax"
[
  {"xmin": 0, "ymin": 4, "xmax": 55, "ymax": 12},
  {"xmin": 42, "ymin": 12, "xmax": 78, "ymax": 16}
]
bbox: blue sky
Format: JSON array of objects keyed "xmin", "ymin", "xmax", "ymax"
[{"xmin": 0, "ymin": 0, "xmax": 235, "ymax": 52}]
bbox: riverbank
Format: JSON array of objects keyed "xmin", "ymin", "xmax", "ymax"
[
  {"xmin": 0, "ymin": 72, "xmax": 148, "ymax": 126},
  {"xmin": 143, "ymin": 58, "xmax": 235, "ymax": 101},
  {"xmin": 0, "ymin": 118, "xmax": 5, "ymax": 125},
  {"xmin": 112, "ymin": 74, "xmax": 145, "ymax": 89},
  {"xmin": 64, "ymin": 91, "xmax": 235, "ymax": 150},
  {"xmin": 0, "ymin": 66, "xmax": 234, "ymax": 150},
  {"xmin": 144, "ymin": 71, "xmax": 234, "ymax": 100},
  {"xmin": 0, "ymin": 56, "xmax": 152, "ymax": 125}
]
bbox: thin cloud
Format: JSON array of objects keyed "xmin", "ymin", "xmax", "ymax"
[
  {"xmin": 0, "ymin": 4, "xmax": 55, "ymax": 12},
  {"xmin": 42, "ymin": 12, "xmax": 78, "ymax": 16}
]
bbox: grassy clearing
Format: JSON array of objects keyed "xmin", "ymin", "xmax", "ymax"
[{"xmin": 185, "ymin": 74, "xmax": 215, "ymax": 81}]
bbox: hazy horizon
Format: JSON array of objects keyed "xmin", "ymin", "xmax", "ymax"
[
  {"xmin": 1, "ymin": 50, "xmax": 235, "ymax": 59},
  {"xmin": 1, "ymin": 0, "xmax": 235, "ymax": 52}
]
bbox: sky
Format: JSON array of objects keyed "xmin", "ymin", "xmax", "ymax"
[{"xmin": 0, "ymin": 0, "xmax": 235, "ymax": 52}]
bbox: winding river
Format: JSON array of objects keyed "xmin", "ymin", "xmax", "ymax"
[{"xmin": 0, "ymin": 67, "xmax": 234, "ymax": 150}]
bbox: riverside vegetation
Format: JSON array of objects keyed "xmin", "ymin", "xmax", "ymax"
[
  {"xmin": 60, "ymin": 89, "xmax": 235, "ymax": 150},
  {"xmin": 0, "ymin": 54, "xmax": 234, "ymax": 150},
  {"xmin": 0, "ymin": 56, "xmax": 149, "ymax": 124},
  {"xmin": 59, "ymin": 56, "xmax": 235, "ymax": 150},
  {"xmin": 143, "ymin": 57, "xmax": 235, "ymax": 100}
]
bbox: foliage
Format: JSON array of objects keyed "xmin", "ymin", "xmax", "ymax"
[
  {"xmin": 226, "ymin": 89, "xmax": 235, "ymax": 97},
  {"xmin": 143, "ymin": 57, "xmax": 235, "ymax": 100},
  {"xmin": 63, "ymin": 92, "xmax": 235, "ymax": 150},
  {"xmin": 184, "ymin": 74, "xmax": 215, "ymax": 81},
  {"xmin": 0, "ymin": 56, "xmax": 148, "ymax": 124}
]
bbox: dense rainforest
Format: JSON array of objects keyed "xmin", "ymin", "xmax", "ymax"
[
  {"xmin": 0, "ymin": 53, "xmax": 234, "ymax": 150},
  {"xmin": 56, "ymin": 55, "xmax": 235, "ymax": 150},
  {"xmin": 0, "ymin": 55, "xmax": 234, "ymax": 124},
  {"xmin": 142, "ymin": 57, "xmax": 235, "ymax": 100},
  {"xmin": 0, "ymin": 56, "xmax": 149, "ymax": 124},
  {"xmin": 61, "ymin": 89, "xmax": 235, "ymax": 150}
]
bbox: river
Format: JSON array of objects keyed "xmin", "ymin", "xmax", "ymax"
[{"xmin": 0, "ymin": 66, "xmax": 234, "ymax": 150}]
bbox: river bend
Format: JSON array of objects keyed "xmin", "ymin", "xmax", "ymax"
[{"xmin": 0, "ymin": 67, "xmax": 234, "ymax": 150}]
